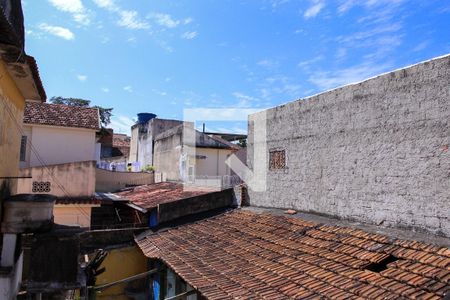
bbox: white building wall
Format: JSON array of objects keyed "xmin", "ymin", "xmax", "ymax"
[
  {"xmin": 195, "ymin": 148, "xmax": 233, "ymax": 177},
  {"xmin": 26, "ymin": 125, "xmax": 97, "ymax": 167}
]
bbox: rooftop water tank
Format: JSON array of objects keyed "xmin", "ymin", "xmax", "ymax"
[{"xmin": 137, "ymin": 113, "xmax": 157, "ymax": 124}]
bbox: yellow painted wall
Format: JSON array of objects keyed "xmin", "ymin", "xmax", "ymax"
[
  {"xmin": 95, "ymin": 246, "xmax": 148, "ymax": 300},
  {"xmin": 53, "ymin": 205, "xmax": 95, "ymax": 227},
  {"xmin": 0, "ymin": 59, "xmax": 26, "ymax": 202}
]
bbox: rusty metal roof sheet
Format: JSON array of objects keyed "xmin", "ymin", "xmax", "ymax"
[{"xmin": 114, "ymin": 182, "xmax": 219, "ymax": 210}]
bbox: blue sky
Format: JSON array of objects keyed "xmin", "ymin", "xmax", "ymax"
[{"xmin": 23, "ymin": 0, "xmax": 450, "ymax": 134}]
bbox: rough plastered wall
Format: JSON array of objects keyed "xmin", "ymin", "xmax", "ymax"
[
  {"xmin": 248, "ymin": 54, "xmax": 450, "ymax": 237},
  {"xmin": 17, "ymin": 160, "xmax": 96, "ymax": 197},
  {"xmin": 154, "ymin": 128, "xmax": 183, "ymax": 181}
]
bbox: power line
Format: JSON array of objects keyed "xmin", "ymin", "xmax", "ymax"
[{"xmin": 1, "ymin": 96, "xmax": 91, "ymax": 220}]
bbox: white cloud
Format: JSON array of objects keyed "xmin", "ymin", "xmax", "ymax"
[
  {"xmin": 94, "ymin": 0, "xmax": 149, "ymax": 30},
  {"xmin": 152, "ymin": 89, "xmax": 167, "ymax": 96},
  {"xmin": 304, "ymin": 1, "xmax": 325, "ymax": 19},
  {"xmin": 101, "ymin": 87, "xmax": 110, "ymax": 93},
  {"xmin": 26, "ymin": 29, "xmax": 43, "ymax": 39},
  {"xmin": 127, "ymin": 36, "xmax": 137, "ymax": 43},
  {"xmin": 110, "ymin": 115, "xmax": 135, "ymax": 134},
  {"xmin": 77, "ymin": 74, "xmax": 87, "ymax": 81},
  {"xmin": 337, "ymin": 23, "xmax": 402, "ymax": 44},
  {"xmin": 335, "ymin": 48, "xmax": 347, "ymax": 60},
  {"xmin": 92, "ymin": 0, "xmax": 118, "ymax": 11},
  {"xmin": 118, "ymin": 10, "xmax": 150, "ymax": 29},
  {"xmin": 338, "ymin": 0, "xmax": 404, "ymax": 13},
  {"xmin": 47, "ymin": 0, "xmax": 90, "ymax": 25},
  {"xmin": 257, "ymin": 59, "xmax": 279, "ymax": 69},
  {"xmin": 308, "ymin": 62, "xmax": 391, "ymax": 90},
  {"xmin": 123, "ymin": 85, "xmax": 133, "ymax": 92},
  {"xmin": 232, "ymin": 92, "xmax": 258, "ymax": 108},
  {"xmin": 38, "ymin": 23, "xmax": 75, "ymax": 40},
  {"xmin": 155, "ymin": 39, "xmax": 174, "ymax": 52},
  {"xmin": 151, "ymin": 13, "xmax": 180, "ymax": 28},
  {"xmin": 338, "ymin": 0, "xmax": 356, "ymax": 13},
  {"xmin": 183, "ymin": 17, "xmax": 193, "ymax": 25},
  {"xmin": 412, "ymin": 41, "xmax": 429, "ymax": 52},
  {"xmin": 184, "ymin": 108, "xmax": 262, "ymax": 122},
  {"xmin": 48, "ymin": 0, "xmax": 83, "ymax": 13},
  {"xmin": 270, "ymin": 0, "xmax": 290, "ymax": 8},
  {"xmin": 181, "ymin": 31, "xmax": 198, "ymax": 40},
  {"xmin": 297, "ymin": 55, "xmax": 324, "ymax": 69}
]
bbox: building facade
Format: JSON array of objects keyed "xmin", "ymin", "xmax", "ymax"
[
  {"xmin": 129, "ymin": 114, "xmax": 182, "ymax": 168},
  {"xmin": 0, "ymin": 1, "xmax": 47, "ymax": 298},
  {"xmin": 17, "ymin": 102, "xmax": 100, "ymax": 228},
  {"xmin": 19, "ymin": 101, "xmax": 100, "ymax": 168},
  {"xmin": 153, "ymin": 124, "xmax": 240, "ymax": 182},
  {"xmin": 247, "ymin": 54, "xmax": 450, "ymax": 237}
]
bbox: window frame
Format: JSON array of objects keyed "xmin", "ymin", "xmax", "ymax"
[
  {"xmin": 20, "ymin": 135, "xmax": 27, "ymax": 162},
  {"xmin": 269, "ymin": 148, "xmax": 287, "ymax": 171}
]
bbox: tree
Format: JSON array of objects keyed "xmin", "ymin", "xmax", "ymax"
[
  {"xmin": 50, "ymin": 97, "xmax": 90, "ymax": 107},
  {"xmin": 93, "ymin": 106, "xmax": 113, "ymax": 127},
  {"xmin": 237, "ymin": 138, "xmax": 247, "ymax": 148},
  {"xmin": 50, "ymin": 96, "xmax": 113, "ymax": 127}
]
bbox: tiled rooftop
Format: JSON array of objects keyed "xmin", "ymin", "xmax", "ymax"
[
  {"xmin": 24, "ymin": 102, "xmax": 100, "ymax": 130},
  {"xmin": 136, "ymin": 210, "xmax": 450, "ymax": 299},
  {"xmin": 114, "ymin": 182, "xmax": 219, "ymax": 210}
]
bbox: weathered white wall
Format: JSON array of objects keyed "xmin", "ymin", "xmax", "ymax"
[
  {"xmin": 196, "ymin": 148, "xmax": 233, "ymax": 177},
  {"xmin": 154, "ymin": 130, "xmax": 183, "ymax": 181},
  {"xmin": 17, "ymin": 160, "xmax": 96, "ymax": 197},
  {"xmin": 129, "ymin": 126, "xmax": 139, "ymax": 163},
  {"xmin": 25, "ymin": 125, "xmax": 97, "ymax": 167},
  {"xmin": 132, "ymin": 119, "xmax": 183, "ymax": 167},
  {"xmin": 95, "ymin": 168, "xmax": 155, "ymax": 192},
  {"xmin": 248, "ymin": 54, "xmax": 450, "ymax": 237}
]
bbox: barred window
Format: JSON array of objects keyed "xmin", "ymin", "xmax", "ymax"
[
  {"xmin": 20, "ymin": 136, "xmax": 27, "ymax": 161},
  {"xmin": 32, "ymin": 181, "xmax": 51, "ymax": 193},
  {"xmin": 269, "ymin": 150, "xmax": 286, "ymax": 170}
]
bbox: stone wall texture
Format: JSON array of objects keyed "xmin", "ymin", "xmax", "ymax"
[{"xmin": 248, "ymin": 54, "xmax": 450, "ymax": 237}]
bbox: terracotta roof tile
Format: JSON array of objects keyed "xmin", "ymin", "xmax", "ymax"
[
  {"xmin": 136, "ymin": 210, "xmax": 450, "ymax": 299},
  {"xmin": 23, "ymin": 102, "xmax": 100, "ymax": 130}
]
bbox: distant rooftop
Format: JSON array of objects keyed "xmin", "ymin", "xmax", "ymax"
[
  {"xmin": 24, "ymin": 102, "xmax": 100, "ymax": 130},
  {"xmin": 114, "ymin": 182, "xmax": 219, "ymax": 210}
]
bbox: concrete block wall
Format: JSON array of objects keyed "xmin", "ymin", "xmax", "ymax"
[{"xmin": 248, "ymin": 54, "xmax": 450, "ymax": 237}]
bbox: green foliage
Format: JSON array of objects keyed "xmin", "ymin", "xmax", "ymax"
[
  {"xmin": 237, "ymin": 138, "xmax": 247, "ymax": 148},
  {"xmin": 50, "ymin": 96, "xmax": 113, "ymax": 127},
  {"xmin": 93, "ymin": 106, "xmax": 113, "ymax": 127},
  {"xmin": 50, "ymin": 96, "xmax": 90, "ymax": 107},
  {"xmin": 142, "ymin": 165, "xmax": 155, "ymax": 172}
]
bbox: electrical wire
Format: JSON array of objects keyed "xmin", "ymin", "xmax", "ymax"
[{"xmin": 0, "ymin": 95, "xmax": 91, "ymax": 220}]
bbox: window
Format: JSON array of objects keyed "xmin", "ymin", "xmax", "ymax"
[
  {"xmin": 269, "ymin": 149, "xmax": 286, "ymax": 170},
  {"xmin": 20, "ymin": 135, "xmax": 27, "ymax": 161}
]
